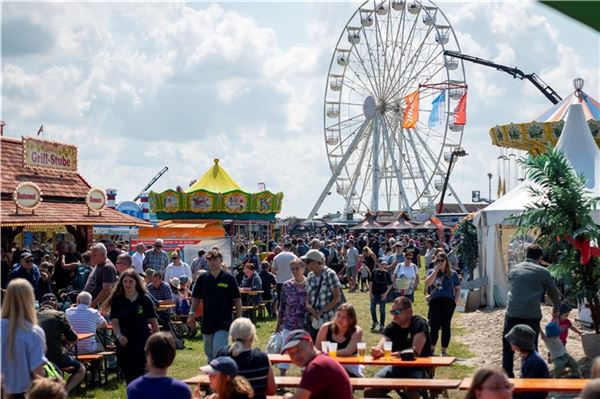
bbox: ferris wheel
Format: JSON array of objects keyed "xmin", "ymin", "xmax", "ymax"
[{"xmin": 308, "ymin": 0, "xmax": 468, "ymax": 219}]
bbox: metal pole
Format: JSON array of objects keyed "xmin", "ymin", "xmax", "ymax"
[
  {"xmin": 437, "ymin": 152, "xmax": 455, "ymax": 214},
  {"xmin": 487, "ymin": 173, "xmax": 493, "ymax": 201}
]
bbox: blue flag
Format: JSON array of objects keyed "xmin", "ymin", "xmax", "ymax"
[{"xmin": 428, "ymin": 90, "xmax": 445, "ymax": 127}]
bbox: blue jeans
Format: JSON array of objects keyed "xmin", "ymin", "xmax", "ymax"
[
  {"xmin": 203, "ymin": 330, "xmax": 229, "ymax": 361},
  {"xmin": 364, "ymin": 366, "xmax": 426, "ymax": 397},
  {"xmin": 370, "ymin": 295, "xmax": 386, "ymax": 326}
]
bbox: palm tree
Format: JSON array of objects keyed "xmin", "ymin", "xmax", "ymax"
[{"xmin": 509, "ymin": 148, "xmax": 600, "ymax": 333}]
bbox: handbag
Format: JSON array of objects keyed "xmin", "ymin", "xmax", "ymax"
[{"xmin": 306, "ymin": 274, "xmax": 325, "ymax": 330}]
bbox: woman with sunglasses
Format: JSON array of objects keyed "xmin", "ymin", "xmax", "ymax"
[
  {"xmin": 424, "ymin": 252, "xmax": 461, "ymax": 356},
  {"xmin": 464, "ymin": 367, "xmax": 513, "ymax": 399},
  {"xmin": 164, "ymin": 251, "xmax": 192, "ymax": 284}
]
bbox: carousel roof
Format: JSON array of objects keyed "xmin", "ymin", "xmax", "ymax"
[
  {"xmin": 535, "ymin": 89, "xmax": 600, "ymax": 122},
  {"xmin": 186, "ymin": 159, "xmax": 242, "ymax": 193}
]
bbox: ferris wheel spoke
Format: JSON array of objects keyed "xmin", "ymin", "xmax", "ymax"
[
  {"xmin": 383, "ymin": 10, "xmax": 423, "ymax": 99},
  {"xmin": 381, "ymin": 9, "xmax": 407, "ymax": 101},
  {"xmin": 340, "ymin": 77, "xmax": 371, "ymax": 98},
  {"xmin": 394, "ymin": 52, "xmax": 444, "ymax": 100},
  {"xmin": 358, "ymin": 30, "xmax": 383, "ymax": 98},
  {"xmin": 386, "ymin": 26, "xmax": 436, "ymax": 100},
  {"xmin": 404, "ymin": 128, "xmax": 431, "ymax": 195},
  {"xmin": 345, "ymin": 56, "xmax": 380, "ymax": 96},
  {"xmin": 340, "ymin": 66, "xmax": 373, "ymax": 95},
  {"xmin": 372, "ymin": 6, "xmax": 389, "ymax": 95}
]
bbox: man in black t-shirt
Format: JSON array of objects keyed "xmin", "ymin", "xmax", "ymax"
[
  {"xmin": 187, "ymin": 249, "xmax": 242, "ymax": 361},
  {"xmin": 369, "ymin": 259, "xmax": 393, "ymax": 332},
  {"xmin": 365, "ymin": 296, "xmax": 432, "ymax": 398},
  {"xmin": 83, "ymin": 243, "xmax": 117, "ymax": 309}
]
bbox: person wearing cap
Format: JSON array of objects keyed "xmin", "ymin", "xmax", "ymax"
[
  {"xmin": 37, "ymin": 293, "xmax": 86, "ymax": 393},
  {"xmin": 303, "ymin": 249, "xmax": 343, "ymax": 340},
  {"xmin": 369, "ymin": 258, "xmax": 393, "ymax": 332},
  {"xmin": 199, "ymin": 356, "xmax": 254, "ymax": 399},
  {"xmin": 540, "ymin": 321, "xmax": 581, "ymax": 378},
  {"xmin": 281, "ymin": 329, "xmax": 352, "ymax": 399},
  {"xmin": 188, "ymin": 249, "xmax": 242, "ymax": 361},
  {"xmin": 502, "ymin": 244, "xmax": 560, "ymax": 378},
  {"xmin": 6, "ymin": 251, "xmax": 43, "ymax": 300},
  {"xmin": 365, "ymin": 296, "xmax": 432, "ymax": 399},
  {"xmin": 143, "ymin": 239, "xmax": 169, "ymax": 274},
  {"xmin": 505, "ymin": 324, "xmax": 549, "ymax": 399}
]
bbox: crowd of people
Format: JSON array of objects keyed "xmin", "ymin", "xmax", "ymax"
[{"xmin": 1, "ymin": 231, "xmax": 599, "ymax": 399}]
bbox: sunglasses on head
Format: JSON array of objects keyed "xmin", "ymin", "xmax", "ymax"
[{"xmin": 390, "ymin": 307, "xmax": 410, "ymax": 315}]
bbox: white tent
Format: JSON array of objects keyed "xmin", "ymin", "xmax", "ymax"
[{"xmin": 475, "ymin": 103, "xmax": 600, "ymax": 308}]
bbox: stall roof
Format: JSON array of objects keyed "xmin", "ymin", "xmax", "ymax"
[{"xmin": 1, "ymin": 200, "xmax": 150, "ymax": 227}]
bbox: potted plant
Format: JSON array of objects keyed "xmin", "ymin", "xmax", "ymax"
[
  {"xmin": 509, "ymin": 149, "xmax": 600, "ymax": 358},
  {"xmin": 455, "ymin": 214, "xmax": 482, "ymax": 310}
]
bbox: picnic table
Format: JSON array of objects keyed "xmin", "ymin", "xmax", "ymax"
[
  {"xmin": 267, "ymin": 353, "xmax": 456, "ymax": 367},
  {"xmin": 459, "ymin": 378, "xmax": 591, "ymax": 393},
  {"xmin": 157, "ymin": 303, "xmax": 176, "ymax": 312}
]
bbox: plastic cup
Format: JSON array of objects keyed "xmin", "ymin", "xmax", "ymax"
[
  {"xmin": 357, "ymin": 342, "xmax": 366, "ymax": 360},
  {"xmin": 383, "ymin": 341, "xmax": 393, "ymax": 359},
  {"xmin": 321, "ymin": 341, "xmax": 330, "ymax": 354},
  {"xmin": 329, "ymin": 342, "xmax": 338, "ymax": 357}
]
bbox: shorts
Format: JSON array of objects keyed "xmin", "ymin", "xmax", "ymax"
[
  {"xmin": 347, "ymin": 266, "xmax": 357, "ymax": 278},
  {"xmin": 55, "ymin": 355, "xmax": 82, "ymax": 370}
]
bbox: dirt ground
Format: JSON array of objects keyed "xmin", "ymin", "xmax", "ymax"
[{"xmin": 454, "ymin": 304, "xmax": 594, "ymax": 377}]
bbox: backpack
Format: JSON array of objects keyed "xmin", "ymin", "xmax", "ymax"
[{"xmin": 71, "ymin": 265, "xmax": 91, "ymax": 291}]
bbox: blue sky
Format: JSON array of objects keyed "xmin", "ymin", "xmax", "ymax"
[{"xmin": 2, "ymin": 1, "xmax": 599, "ymax": 217}]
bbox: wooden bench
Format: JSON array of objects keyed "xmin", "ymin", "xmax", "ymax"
[
  {"xmin": 77, "ymin": 351, "xmax": 116, "ymax": 385},
  {"xmin": 459, "ymin": 378, "xmax": 591, "ymax": 393},
  {"xmin": 184, "ymin": 374, "xmax": 460, "ymax": 392}
]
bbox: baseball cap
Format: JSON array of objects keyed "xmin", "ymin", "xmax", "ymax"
[
  {"xmin": 42, "ymin": 293, "xmax": 58, "ymax": 304},
  {"xmin": 20, "ymin": 252, "xmax": 34, "ymax": 261},
  {"xmin": 281, "ymin": 329, "xmax": 312, "ymax": 354},
  {"xmin": 300, "ymin": 249, "xmax": 325, "ymax": 263},
  {"xmin": 199, "ymin": 356, "xmax": 239, "ymax": 376}
]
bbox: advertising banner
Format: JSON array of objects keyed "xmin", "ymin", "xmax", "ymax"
[{"xmin": 23, "ymin": 137, "xmax": 78, "ymax": 173}]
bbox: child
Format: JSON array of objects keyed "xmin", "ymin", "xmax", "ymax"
[
  {"xmin": 554, "ymin": 303, "xmax": 582, "ymax": 346},
  {"xmin": 127, "ymin": 332, "xmax": 191, "ymax": 399},
  {"xmin": 540, "ymin": 321, "xmax": 581, "ymax": 378},
  {"xmin": 505, "ymin": 324, "xmax": 550, "ymax": 399},
  {"xmin": 359, "ymin": 262, "xmax": 371, "ymax": 292}
]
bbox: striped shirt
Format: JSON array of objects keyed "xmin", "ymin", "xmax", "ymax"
[
  {"xmin": 216, "ymin": 347, "xmax": 271, "ymax": 399},
  {"xmin": 65, "ymin": 304, "xmax": 107, "ymax": 353}
]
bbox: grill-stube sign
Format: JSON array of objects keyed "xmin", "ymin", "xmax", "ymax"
[{"xmin": 23, "ymin": 137, "xmax": 78, "ymax": 173}]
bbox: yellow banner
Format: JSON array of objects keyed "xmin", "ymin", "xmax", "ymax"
[{"xmin": 23, "ymin": 137, "xmax": 78, "ymax": 173}]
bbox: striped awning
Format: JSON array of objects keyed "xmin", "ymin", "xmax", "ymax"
[{"xmin": 535, "ymin": 90, "xmax": 600, "ymax": 122}]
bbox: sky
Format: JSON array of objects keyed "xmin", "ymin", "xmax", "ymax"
[{"xmin": 2, "ymin": 0, "xmax": 599, "ymax": 218}]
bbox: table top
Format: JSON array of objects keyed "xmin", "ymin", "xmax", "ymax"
[
  {"xmin": 239, "ymin": 289, "xmax": 264, "ymax": 295},
  {"xmin": 157, "ymin": 303, "xmax": 176, "ymax": 310},
  {"xmin": 267, "ymin": 353, "xmax": 455, "ymax": 367},
  {"xmin": 184, "ymin": 374, "xmax": 460, "ymax": 390},
  {"xmin": 76, "ymin": 332, "xmax": 96, "ymax": 341},
  {"xmin": 459, "ymin": 378, "xmax": 591, "ymax": 392}
]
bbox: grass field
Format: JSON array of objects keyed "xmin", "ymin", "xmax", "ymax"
[{"xmin": 71, "ymin": 275, "xmax": 475, "ymax": 398}]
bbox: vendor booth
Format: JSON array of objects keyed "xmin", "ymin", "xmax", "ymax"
[
  {"xmin": 1, "ymin": 136, "xmax": 150, "ymax": 253},
  {"xmin": 475, "ymin": 103, "xmax": 600, "ymax": 309}
]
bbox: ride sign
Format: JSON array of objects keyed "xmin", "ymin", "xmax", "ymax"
[
  {"xmin": 13, "ymin": 182, "xmax": 43, "ymax": 211},
  {"xmin": 23, "ymin": 137, "xmax": 78, "ymax": 173}
]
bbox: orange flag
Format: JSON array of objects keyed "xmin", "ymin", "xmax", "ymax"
[
  {"xmin": 402, "ymin": 90, "xmax": 419, "ymax": 128},
  {"xmin": 453, "ymin": 92, "xmax": 467, "ymax": 125}
]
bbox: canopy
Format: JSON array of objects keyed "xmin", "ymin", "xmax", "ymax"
[
  {"xmin": 475, "ymin": 103, "xmax": 600, "ymax": 308},
  {"xmin": 489, "ymin": 82, "xmax": 600, "ymax": 154},
  {"xmin": 186, "ymin": 159, "xmax": 242, "ymax": 193}
]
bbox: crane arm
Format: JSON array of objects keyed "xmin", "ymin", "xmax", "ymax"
[
  {"xmin": 133, "ymin": 166, "xmax": 169, "ymax": 201},
  {"xmin": 444, "ymin": 50, "xmax": 562, "ymax": 105}
]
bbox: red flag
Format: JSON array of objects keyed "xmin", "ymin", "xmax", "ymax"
[
  {"xmin": 453, "ymin": 92, "xmax": 467, "ymax": 125},
  {"xmin": 402, "ymin": 90, "xmax": 419, "ymax": 128}
]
